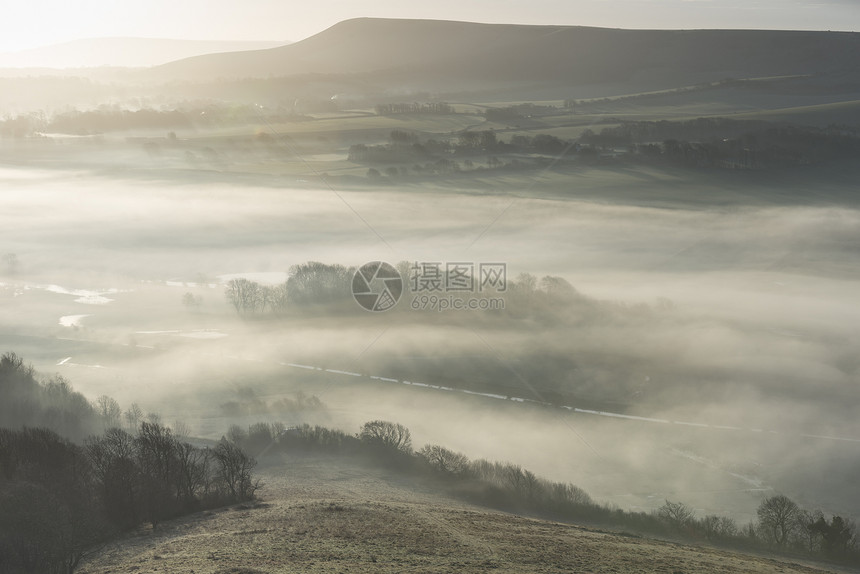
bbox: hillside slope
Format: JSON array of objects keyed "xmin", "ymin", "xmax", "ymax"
[
  {"xmin": 78, "ymin": 456, "xmax": 845, "ymax": 574},
  {"xmin": 153, "ymin": 18, "xmax": 860, "ymax": 89}
]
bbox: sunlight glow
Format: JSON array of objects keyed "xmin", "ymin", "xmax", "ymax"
[{"xmin": 0, "ymin": 0, "xmax": 857, "ymax": 56}]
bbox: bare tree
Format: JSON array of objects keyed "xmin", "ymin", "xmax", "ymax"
[
  {"xmin": 550, "ymin": 482, "xmax": 592, "ymax": 506},
  {"xmin": 135, "ymin": 422, "xmax": 178, "ymax": 526},
  {"xmin": 267, "ymin": 283, "xmax": 290, "ymax": 314},
  {"xmin": 359, "ymin": 420, "xmax": 412, "ymax": 454},
  {"xmin": 225, "ymin": 278, "xmax": 261, "ymax": 315},
  {"xmin": 521, "ymin": 469, "xmax": 541, "ymax": 501},
  {"xmin": 658, "ymin": 499, "xmax": 695, "ymax": 531},
  {"xmin": 95, "ymin": 395, "xmax": 122, "ymax": 429},
  {"xmin": 85, "ymin": 428, "xmax": 139, "ymax": 528},
  {"xmin": 211, "ymin": 440, "xmax": 259, "ymax": 501},
  {"xmin": 418, "ymin": 444, "xmax": 469, "ymax": 475},
  {"xmin": 757, "ymin": 494, "xmax": 801, "ymax": 547},
  {"xmin": 124, "ymin": 403, "xmax": 143, "ymax": 432},
  {"xmin": 717, "ymin": 516, "xmax": 739, "ymax": 538},
  {"xmin": 174, "ymin": 441, "xmax": 209, "ymax": 504}
]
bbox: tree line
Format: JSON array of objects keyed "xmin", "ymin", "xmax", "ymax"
[
  {"xmin": 0, "ymin": 102, "xmax": 315, "ymax": 138},
  {"xmin": 374, "ymin": 102, "xmax": 454, "ymax": 115},
  {"xmin": 348, "ymin": 129, "xmax": 571, "ymax": 164},
  {"xmin": 224, "ymin": 261, "xmax": 604, "ymax": 321},
  {"xmin": 483, "ymin": 103, "xmax": 558, "ymax": 123},
  {"xmin": 656, "ymin": 494, "xmax": 856, "ymax": 559},
  {"xmin": 348, "ymin": 129, "xmax": 576, "ymax": 181},
  {"xmin": 350, "ymin": 118, "xmax": 860, "ymax": 176},
  {"xmin": 580, "ymin": 119, "xmax": 860, "ymax": 169},
  {"xmin": 0, "ymin": 108, "xmax": 192, "ymax": 137},
  {"xmin": 229, "ymin": 418, "xmax": 859, "ymax": 566}
]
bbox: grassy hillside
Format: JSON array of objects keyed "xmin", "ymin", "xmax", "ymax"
[{"xmin": 77, "ymin": 456, "xmax": 845, "ymax": 574}]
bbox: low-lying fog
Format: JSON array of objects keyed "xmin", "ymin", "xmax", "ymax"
[{"xmin": 1, "ymin": 165, "xmax": 858, "ymax": 524}]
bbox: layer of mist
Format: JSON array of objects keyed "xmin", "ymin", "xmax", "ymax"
[{"xmin": 2, "ymin": 166, "xmax": 858, "ymax": 524}]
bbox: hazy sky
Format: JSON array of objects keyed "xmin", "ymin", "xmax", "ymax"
[{"xmin": 1, "ymin": 0, "xmax": 858, "ymax": 52}]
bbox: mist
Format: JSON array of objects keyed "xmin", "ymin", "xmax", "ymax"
[{"xmin": 2, "ymin": 161, "xmax": 858, "ymax": 528}]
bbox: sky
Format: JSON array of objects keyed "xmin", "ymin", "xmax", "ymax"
[{"xmin": 1, "ymin": 0, "xmax": 858, "ymax": 53}]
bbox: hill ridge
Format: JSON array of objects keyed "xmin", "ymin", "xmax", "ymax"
[{"xmin": 151, "ymin": 18, "xmax": 860, "ymax": 91}]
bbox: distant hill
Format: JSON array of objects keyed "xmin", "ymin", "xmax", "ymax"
[
  {"xmin": 0, "ymin": 37, "xmax": 287, "ymax": 69},
  {"xmin": 152, "ymin": 18, "xmax": 860, "ymax": 91}
]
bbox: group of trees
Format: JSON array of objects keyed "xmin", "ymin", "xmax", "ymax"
[
  {"xmin": 1, "ymin": 427, "xmax": 105, "ymax": 574},
  {"xmin": 0, "ymin": 354, "xmax": 260, "ymax": 573},
  {"xmin": 84, "ymin": 422, "xmax": 257, "ymax": 528},
  {"xmin": 0, "ymin": 112, "xmax": 46, "ymax": 139},
  {"xmin": 0, "ymin": 352, "xmax": 99, "ymax": 440},
  {"xmin": 223, "ymin": 261, "xmax": 611, "ymax": 325},
  {"xmin": 655, "ymin": 494, "xmax": 857, "ymax": 559},
  {"xmin": 225, "ymin": 262, "xmax": 354, "ymax": 316},
  {"xmin": 219, "ymin": 388, "xmax": 324, "ymax": 417},
  {"xmin": 347, "ymin": 130, "xmax": 451, "ymax": 164},
  {"xmin": 359, "ymin": 420, "xmax": 412, "ymax": 453},
  {"xmin": 0, "ymin": 422, "xmax": 258, "ymax": 573},
  {"xmin": 756, "ymin": 494, "xmax": 855, "ymax": 555}
]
